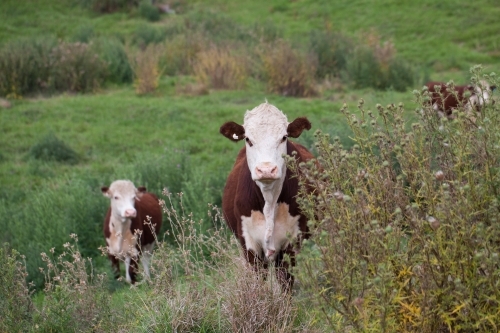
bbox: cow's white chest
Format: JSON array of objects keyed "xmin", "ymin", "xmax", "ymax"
[
  {"xmin": 241, "ymin": 203, "xmax": 300, "ymax": 261},
  {"xmin": 106, "ymin": 217, "xmax": 139, "ymax": 258}
]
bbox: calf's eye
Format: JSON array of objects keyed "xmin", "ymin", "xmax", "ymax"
[
  {"xmin": 245, "ymin": 137, "xmax": 253, "ymax": 147},
  {"xmin": 282, "ymin": 135, "xmax": 288, "ymax": 142}
]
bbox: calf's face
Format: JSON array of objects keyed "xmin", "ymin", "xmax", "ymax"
[{"xmin": 102, "ymin": 180, "xmax": 145, "ymax": 222}]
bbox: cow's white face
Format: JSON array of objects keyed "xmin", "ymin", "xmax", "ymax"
[
  {"xmin": 102, "ymin": 180, "xmax": 143, "ymax": 223},
  {"xmin": 469, "ymin": 80, "xmax": 496, "ymax": 109},
  {"xmin": 243, "ymin": 103, "xmax": 289, "ymax": 184}
]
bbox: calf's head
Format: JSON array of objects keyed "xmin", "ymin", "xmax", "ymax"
[
  {"xmin": 101, "ymin": 180, "xmax": 146, "ymax": 222},
  {"xmin": 220, "ymin": 102, "xmax": 311, "ymax": 185}
]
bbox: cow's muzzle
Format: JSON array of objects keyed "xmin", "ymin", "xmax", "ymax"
[{"xmin": 255, "ymin": 164, "xmax": 279, "ymax": 181}]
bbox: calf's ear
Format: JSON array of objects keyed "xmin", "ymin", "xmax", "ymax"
[
  {"xmin": 136, "ymin": 186, "xmax": 147, "ymax": 199},
  {"xmin": 101, "ymin": 186, "xmax": 111, "ymax": 198},
  {"xmin": 287, "ymin": 117, "xmax": 311, "ymax": 138},
  {"xmin": 220, "ymin": 121, "xmax": 245, "ymax": 141}
]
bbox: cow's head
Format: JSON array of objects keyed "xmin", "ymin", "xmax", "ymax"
[
  {"xmin": 469, "ymin": 80, "xmax": 497, "ymax": 110},
  {"xmin": 102, "ymin": 180, "xmax": 146, "ymax": 223},
  {"xmin": 220, "ymin": 102, "xmax": 311, "ymax": 185}
]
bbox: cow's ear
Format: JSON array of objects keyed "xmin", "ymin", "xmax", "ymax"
[
  {"xmin": 287, "ymin": 117, "xmax": 311, "ymax": 138},
  {"xmin": 101, "ymin": 186, "xmax": 111, "ymax": 198},
  {"xmin": 136, "ymin": 186, "xmax": 147, "ymax": 198},
  {"xmin": 220, "ymin": 121, "xmax": 245, "ymax": 141}
]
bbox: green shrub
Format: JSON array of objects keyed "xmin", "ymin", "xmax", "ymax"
[
  {"xmin": 0, "ymin": 36, "xmax": 56, "ymax": 97},
  {"xmin": 344, "ymin": 32, "xmax": 415, "ymax": 91},
  {"xmin": 0, "ymin": 245, "xmax": 33, "ymax": 332},
  {"xmin": 309, "ymin": 30, "xmax": 353, "ymax": 78},
  {"xmin": 72, "ymin": 24, "xmax": 95, "ymax": 43},
  {"xmin": 93, "ymin": 36, "xmax": 133, "ymax": 84},
  {"xmin": 138, "ymin": 0, "xmax": 160, "ymax": 22},
  {"xmin": 132, "ymin": 24, "xmax": 168, "ymax": 47},
  {"xmin": 28, "ymin": 133, "xmax": 79, "ymax": 164},
  {"xmin": 290, "ymin": 67, "xmax": 500, "ymax": 332}
]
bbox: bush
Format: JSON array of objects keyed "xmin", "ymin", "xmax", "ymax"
[
  {"xmin": 193, "ymin": 44, "xmax": 249, "ymax": 90},
  {"xmin": 259, "ymin": 39, "xmax": 317, "ymax": 97},
  {"xmin": 93, "ymin": 36, "xmax": 133, "ymax": 84},
  {"xmin": 290, "ymin": 67, "xmax": 500, "ymax": 332},
  {"xmin": 28, "ymin": 133, "xmax": 79, "ymax": 164},
  {"xmin": 132, "ymin": 24, "xmax": 168, "ymax": 48},
  {"xmin": 0, "ymin": 37, "xmax": 56, "ymax": 97},
  {"xmin": 162, "ymin": 32, "xmax": 205, "ymax": 76},
  {"xmin": 49, "ymin": 41, "xmax": 107, "ymax": 93},
  {"xmin": 309, "ymin": 30, "xmax": 353, "ymax": 78},
  {"xmin": 345, "ymin": 31, "xmax": 415, "ymax": 91},
  {"xmin": 138, "ymin": 0, "xmax": 160, "ymax": 22}
]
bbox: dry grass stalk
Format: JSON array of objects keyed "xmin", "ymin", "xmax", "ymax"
[{"xmin": 128, "ymin": 43, "xmax": 165, "ymax": 95}]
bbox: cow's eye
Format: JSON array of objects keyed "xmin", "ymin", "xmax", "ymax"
[
  {"xmin": 282, "ymin": 135, "xmax": 288, "ymax": 143},
  {"xmin": 114, "ymin": 196, "xmax": 119, "ymax": 200},
  {"xmin": 245, "ymin": 137, "xmax": 253, "ymax": 147}
]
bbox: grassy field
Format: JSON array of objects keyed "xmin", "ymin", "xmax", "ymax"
[{"xmin": 1, "ymin": 0, "xmax": 499, "ymax": 331}]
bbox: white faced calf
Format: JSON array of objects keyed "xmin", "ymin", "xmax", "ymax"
[{"xmin": 102, "ymin": 180, "xmax": 162, "ymax": 284}]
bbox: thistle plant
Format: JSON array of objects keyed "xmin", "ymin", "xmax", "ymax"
[{"xmin": 289, "ymin": 66, "xmax": 500, "ymax": 333}]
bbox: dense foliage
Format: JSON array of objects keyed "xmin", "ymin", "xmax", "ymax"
[{"xmin": 291, "ymin": 67, "xmax": 500, "ymax": 332}]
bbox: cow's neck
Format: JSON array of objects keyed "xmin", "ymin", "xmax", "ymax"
[
  {"xmin": 256, "ymin": 175, "xmax": 286, "ymax": 256},
  {"xmin": 110, "ymin": 212, "xmax": 132, "ymax": 253}
]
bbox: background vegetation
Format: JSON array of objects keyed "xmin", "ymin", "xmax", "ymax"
[{"xmin": 0, "ymin": 0, "xmax": 499, "ymax": 332}]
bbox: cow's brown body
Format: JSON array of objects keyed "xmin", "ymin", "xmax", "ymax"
[
  {"xmin": 425, "ymin": 81, "xmax": 475, "ymax": 116},
  {"xmin": 103, "ymin": 191, "xmax": 162, "ymax": 283},
  {"xmin": 222, "ymin": 141, "xmax": 314, "ymax": 290}
]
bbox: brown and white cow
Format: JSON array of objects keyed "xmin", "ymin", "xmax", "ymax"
[
  {"xmin": 102, "ymin": 180, "xmax": 162, "ymax": 284},
  {"xmin": 220, "ymin": 102, "xmax": 314, "ymax": 291},
  {"xmin": 425, "ymin": 80, "xmax": 496, "ymax": 117}
]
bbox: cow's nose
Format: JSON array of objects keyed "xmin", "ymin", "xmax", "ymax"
[
  {"xmin": 255, "ymin": 164, "xmax": 279, "ymax": 180},
  {"xmin": 124, "ymin": 209, "xmax": 137, "ymax": 218}
]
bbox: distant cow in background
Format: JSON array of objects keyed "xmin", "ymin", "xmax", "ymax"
[
  {"xmin": 425, "ymin": 80, "xmax": 496, "ymax": 117},
  {"xmin": 220, "ymin": 102, "xmax": 315, "ymax": 292},
  {"xmin": 102, "ymin": 180, "xmax": 162, "ymax": 284}
]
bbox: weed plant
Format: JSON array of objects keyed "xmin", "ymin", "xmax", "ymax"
[
  {"xmin": 289, "ymin": 66, "xmax": 500, "ymax": 332},
  {"xmin": 0, "ymin": 245, "xmax": 33, "ymax": 332},
  {"xmin": 127, "ymin": 43, "xmax": 165, "ymax": 94},
  {"xmin": 34, "ymin": 235, "xmax": 118, "ymax": 332},
  {"xmin": 193, "ymin": 44, "xmax": 249, "ymax": 90},
  {"xmin": 259, "ymin": 39, "xmax": 317, "ymax": 97}
]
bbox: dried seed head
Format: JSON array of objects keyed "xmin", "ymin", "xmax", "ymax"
[
  {"xmin": 427, "ymin": 216, "xmax": 440, "ymax": 230},
  {"xmin": 435, "ymin": 170, "xmax": 445, "ymax": 181},
  {"xmin": 333, "ymin": 191, "xmax": 344, "ymax": 201}
]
